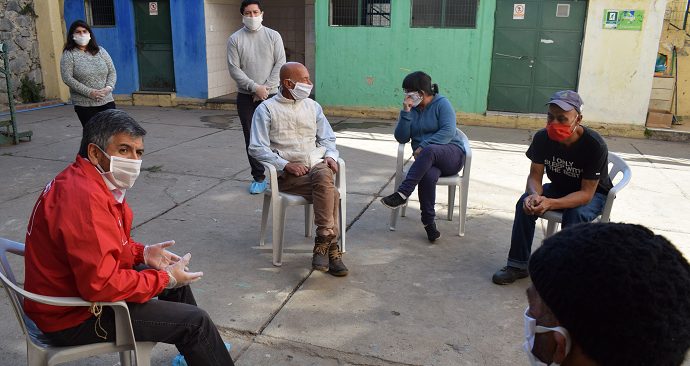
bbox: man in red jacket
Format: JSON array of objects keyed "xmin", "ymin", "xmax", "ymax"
[{"xmin": 24, "ymin": 110, "xmax": 234, "ymax": 366}]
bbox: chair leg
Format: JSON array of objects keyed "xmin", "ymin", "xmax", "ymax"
[
  {"xmin": 447, "ymin": 185, "xmax": 456, "ymax": 221},
  {"xmin": 545, "ymin": 220, "xmax": 559, "ymax": 238},
  {"xmin": 401, "ymin": 199, "xmax": 408, "ymax": 217},
  {"xmin": 134, "ymin": 342, "xmax": 156, "ymax": 366},
  {"xmin": 259, "ymin": 195, "xmax": 271, "ymax": 246},
  {"xmin": 458, "ymin": 182, "xmax": 468, "ymax": 237},
  {"xmin": 390, "ymin": 207, "xmax": 399, "ymax": 231},
  {"xmin": 273, "ymin": 203, "xmax": 289, "ymax": 266},
  {"xmin": 305, "ymin": 204, "xmax": 314, "ymax": 237},
  {"xmin": 119, "ymin": 351, "xmax": 133, "ymax": 366},
  {"xmin": 339, "ymin": 196, "xmax": 346, "ymax": 252}
]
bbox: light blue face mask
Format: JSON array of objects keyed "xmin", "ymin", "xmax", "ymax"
[{"xmin": 522, "ymin": 307, "xmax": 571, "ymax": 366}]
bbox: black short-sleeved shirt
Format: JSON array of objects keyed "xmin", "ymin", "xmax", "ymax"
[{"xmin": 526, "ymin": 126, "xmax": 613, "ymax": 196}]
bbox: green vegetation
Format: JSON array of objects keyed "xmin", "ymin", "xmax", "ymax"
[
  {"xmin": 142, "ymin": 165, "xmax": 163, "ymax": 172},
  {"xmin": 644, "ymin": 128, "xmax": 653, "ymax": 138},
  {"xmin": 18, "ymin": 3, "xmax": 38, "ymax": 18},
  {"xmin": 18, "ymin": 75, "xmax": 43, "ymax": 103}
]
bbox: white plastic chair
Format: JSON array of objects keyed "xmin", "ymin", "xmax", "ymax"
[
  {"xmin": 0, "ymin": 237, "xmax": 156, "ymax": 366},
  {"xmin": 540, "ymin": 152, "xmax": 632, "ymax": 238},
  {"xmin": 390, "ymin": 128, "xmax": 473, "ymax": 236},
  {"xmin": 259, "ymin": 158, "xmax": 347, "ymax": 266}
]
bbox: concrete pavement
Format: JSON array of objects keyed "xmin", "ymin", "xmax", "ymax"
[{"xmin": 1, "ymin": 105, "xmax": 689, "ymax": 365}]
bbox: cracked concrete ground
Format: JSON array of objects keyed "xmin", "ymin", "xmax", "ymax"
[{"xmin": 1, "ymin": 105, "xmax": 689, "ymax": 365}]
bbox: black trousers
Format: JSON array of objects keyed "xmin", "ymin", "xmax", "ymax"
[
  {"xmin": 43, "ymin": 267, "xmax": 234, "ymax": 366},
  {"xmin": 237, "ymin": 92, "xmax": 275, "ymax": 182},
  {"xmin": 74, "ymin": 101, "xmax": 116, "ymax": 127}
]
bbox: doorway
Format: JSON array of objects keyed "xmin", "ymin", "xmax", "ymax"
[
  {"xmin": 133, "ymin": 0, "xmax": 176, "ymax": 91},
  {"xmin": 487, "ymin": 0, "xmax": 587, "ymax": 113}
]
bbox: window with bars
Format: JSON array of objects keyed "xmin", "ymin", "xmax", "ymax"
[
  {"xmin": 410, "ymin": 0, "xmax": 478, "ymax": 28},
  {"xmin": 85, "ymin": 0, "xmax": 116, "ymax": 27},
  {"xmin": 330, "ymin": 0, "xmax": 391, "ymax": 27}
]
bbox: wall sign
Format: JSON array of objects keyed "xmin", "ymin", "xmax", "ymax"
[
  {"xmin": 603, "ymin": 10, "xmax": 644, "ymax": 30},
  {"xmin": 513, "ymin": 4, "xmax": 525, "ymax": 20},
  {"xmin": 149, "ymin": 2, "xmax": 158, "ymax": 15}
]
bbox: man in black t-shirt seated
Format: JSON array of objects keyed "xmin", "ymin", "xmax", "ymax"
[{"xmin": 492, "ymin": 90, "xmax": 613, "ymax": 285}]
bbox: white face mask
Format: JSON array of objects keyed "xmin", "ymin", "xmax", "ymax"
[
  {"xmin": 73, "ymin": 33, "xmax": 91, "ymax": 46},
  {"xmin": 96, "ymin": 146, "xmax": 142, "ymax": 190},
  {"xmin": 523, "ymin": 307, "xmax": 571, "ymax": 366},
  {"xmin": 242, "ymin": 15, "xmax": 263, "ymax": 31},
  {"xmin": 405, "ymin": 92, "xmax": 423, "ymax": 107},
  {"xmin": 288, "ymin": 80, "xmax": 312, "ymax": 100}
]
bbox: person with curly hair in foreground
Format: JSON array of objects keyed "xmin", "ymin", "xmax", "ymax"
[{"xmin": 523, "ymin": 222, "xmax": 690, "ymax": 366}]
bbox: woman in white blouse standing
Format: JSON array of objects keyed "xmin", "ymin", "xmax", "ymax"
[{"xmin": 60, "ymin": 19, "xmax": 117, "ymax": 127}]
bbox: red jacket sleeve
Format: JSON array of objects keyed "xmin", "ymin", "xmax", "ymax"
[{"xmin": 57, "ymin": 190, "xmax": 168, "ymax": 303}]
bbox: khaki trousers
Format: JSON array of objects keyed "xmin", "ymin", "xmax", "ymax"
[{"xmin": 278, "ymin": 162, "xmax": 340, "ymax": 242}]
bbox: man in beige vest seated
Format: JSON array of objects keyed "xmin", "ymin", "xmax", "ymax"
[{"xmin": 248, "ymin": 62, "xmax": 348, "ymax": 276}]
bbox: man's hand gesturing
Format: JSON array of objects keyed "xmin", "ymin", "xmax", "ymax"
[
  {"xmin": 144, "ymin": 241, "xmax": 182, "ymax": 270},
  {"xmin": 165, "ymin": 253, "xmax": 203, "ymax": 289}
]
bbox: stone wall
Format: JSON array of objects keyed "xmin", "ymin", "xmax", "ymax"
[{"xmin": 0, "ymin": 0, "xmax": 43, "ymax": 106}]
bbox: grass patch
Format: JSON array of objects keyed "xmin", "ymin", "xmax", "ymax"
[
  {"xmin": 644, "ymin": 128, "xmax": 653, "ymax": 138},
  {"xmin": 142, "ymin": 165, "xmax": 163, "ymax": 172},
  {"xmin": 2, "ymin": 152, "xmax": 12, "ymax": 156}
]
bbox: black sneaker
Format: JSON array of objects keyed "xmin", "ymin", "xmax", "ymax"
[
  {"xmin": 492, "ymin": 266, "xmax": 529, "ymax": 285},
  {"xmin": 327, "ymin": 243, "xmax": 349, "ymax": 276},
  {"xmin": 424, "ymin": 223, "xmax": 441, "ymax": 242},
  {"xmin": 381, "ymin": 192, "xmax": 407, "ymax": 209}
]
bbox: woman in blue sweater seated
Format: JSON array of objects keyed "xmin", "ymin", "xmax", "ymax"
[{"xmin": 381, "ymin": 71, "xmax": 466, "ymax": 242}]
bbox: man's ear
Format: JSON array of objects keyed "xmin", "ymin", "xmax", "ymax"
[
  {"xmin": 282, "ymin": 79, "xmax": 292, "ymax": 90},
  {"xmin": 87, "ymin": 143, "xmax": 101, "ymax": 167},
  {"xmin": 552, "ymin": 331, "xmax": 568, "ymax": 364}
]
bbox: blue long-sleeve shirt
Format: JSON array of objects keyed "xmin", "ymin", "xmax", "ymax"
[{"xmin": 394, "ymin": 94, "xmax": 464, "ymax": 153}]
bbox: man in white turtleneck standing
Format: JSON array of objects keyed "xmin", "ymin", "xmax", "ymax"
[
  {"xmin": 227, "ymin": 0, "xmax": 285, "ymax": 194},
  {"xmin": 249, "ymin": 62, "xmax": 349, "ymax": 277}
]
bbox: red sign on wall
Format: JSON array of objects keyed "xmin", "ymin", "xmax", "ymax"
[{"xmin": 149, "ymin": 2, "xmax": 158, "ymax": 15}]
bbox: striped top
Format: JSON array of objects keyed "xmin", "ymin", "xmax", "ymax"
[{"xmin": 60, "ymin": 47, "xmax": 116, "ymax": 107}]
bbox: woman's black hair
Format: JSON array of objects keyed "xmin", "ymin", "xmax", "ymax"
[
  {"xmin": 64, "ymin": 20, "xmax": 100, "ymax": 55},
  {"xmin": 402, "ymin": 71, "xmax": 439, "ymax": 97}
]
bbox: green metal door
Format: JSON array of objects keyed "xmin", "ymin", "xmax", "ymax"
[
  {"xmin": 133, "ymin": 0, "xmax": 176, "ymax": 91},
  {"xmin": 488, "ymin": 0, "xmax": 586, "ymax": 113}
]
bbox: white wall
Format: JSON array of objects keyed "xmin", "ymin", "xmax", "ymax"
[
  {"xmin": 204, "ymin": 0, "xmax": 242, "ymax": 99},
  {"xmin": 579, "ymin": 0, "xmax": 669, "ymax": 126}
]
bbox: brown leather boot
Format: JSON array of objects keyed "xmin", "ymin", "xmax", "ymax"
[
  {"xmin": 327, "ymin": 243, "xmax": 348, "ymax": 276},
  {"xmin": 312, "ymin": 236, "xmax": 331, "ymax": 271}
]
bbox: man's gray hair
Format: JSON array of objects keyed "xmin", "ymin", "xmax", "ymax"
[{"xmin": 77, "ymin": 109, "xmax": 146, "ymax": 159}]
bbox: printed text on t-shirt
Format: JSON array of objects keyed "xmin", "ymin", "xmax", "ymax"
[{"xmin": 544, "ymin": 157, "xmax": 582, "ymax": 178}]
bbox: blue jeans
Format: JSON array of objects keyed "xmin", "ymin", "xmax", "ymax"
[
  {"xmin": 507, "ymin": 183, "xmax": 607, "ymax": 269},
  {"xmin": 397, "ymin": 144, "xmax": 466, "ymax": 226}
]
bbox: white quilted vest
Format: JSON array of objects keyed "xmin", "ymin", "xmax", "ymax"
[{"xmin": 262, "ymin": 93, "xmax": 326, "ymax": 168}]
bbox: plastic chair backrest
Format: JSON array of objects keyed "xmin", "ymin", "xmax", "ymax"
[
  {"xmin": 0, "ymin": 238, "xmax": 33, "ymax": 341},
  {"xmin": 457, "ymin": 128, "xmax": 472, "ymax": 178}
]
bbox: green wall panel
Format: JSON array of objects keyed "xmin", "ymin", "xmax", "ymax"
[{"xmin": 315, "ymin": 0, "xmax": 495, "ymax": 113}]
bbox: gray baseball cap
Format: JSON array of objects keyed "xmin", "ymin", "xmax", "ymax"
[{"xmin": 546, "ymin": 90, "xmax": 584, "ymax": 114}]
